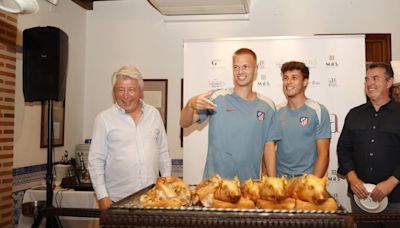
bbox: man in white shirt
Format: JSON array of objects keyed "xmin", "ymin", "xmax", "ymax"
[{"xmin": 88, "ymin": 65, "xmax": 171, "ymax": 209}]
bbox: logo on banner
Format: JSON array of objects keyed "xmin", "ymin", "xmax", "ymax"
[
  {"xmin": 208, "ymin": 78, "xmax": 225, "ymax": 89},
  {"xmin": 328, "ymin": 170, "xmax": 340, "ymax": 182},
  {"xmin": 257, "ymin": 80, "xmax": 270, "ymax": 87},
  {"xmin": 257, "ymin": 111, "xmax": 265, "ymax": 121},
  {"xmin": 275, "ymin": 58, "xmax": 317, "ymax": 68},
  {"xmin": 209, "ymin": 59, "xmax": 223, "ymax": 69},
  {"xmin": 258, "ymin": 60, "xmax": 265, "ymax": 69},
  {"xmin": 304, "ymin": 58, "xmax": 318, "ymax": 68},
  {"xmin": 307, "ymin": 80, "xmax": 321, "ymax": 88},
  {"xmin": 328, "ymin": 78, "xmax": 337, "ymax": 87},
  {"xmin": 330, "ymin": 113, "xmax": 340, "ymax": 134},
  {"xmin": 299, "ymin": 116, "xmax": 309, "ymax": 126},
  {"xmin": 325, "ymin": 55, "xmax": 339, "ymax": 67},
  {"xmin": 332, "ymin": 193, "xmax": 339, "ymax": 200}
]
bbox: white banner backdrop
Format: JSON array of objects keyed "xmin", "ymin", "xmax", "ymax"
[{"xmin": 183, "ymin": 35, "xmax": 366, "ymax": 210}]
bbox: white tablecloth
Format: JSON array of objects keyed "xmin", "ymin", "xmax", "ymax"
[{"xmin": 18, "ymin": 188, "xmax": 99, "ymax": 228}]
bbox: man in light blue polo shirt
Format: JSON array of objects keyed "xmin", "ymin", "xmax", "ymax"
[
  {"xmin": 180, "ymin": 48, "xmax": 281, "ymax": 182},
  {"xmin": 276, "ymin": 61, "xmax": 331, "ymax": 178}
]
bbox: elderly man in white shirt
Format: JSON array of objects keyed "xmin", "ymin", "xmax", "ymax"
[{"xmin": 88, "ymin": 65, "xmax": 171, "ymax": 210}]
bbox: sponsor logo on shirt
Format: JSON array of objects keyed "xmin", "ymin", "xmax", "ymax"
[
  {"xmin": 257, "ymin": 111, "xmax": 265, "ymax": 121},
  {"xmin": 299, "ymin": 116, "xmax": 309, "ymax": 126},
  {"xmin": 226, "ymin": 108, "xmax": 235, "ymax": 112}
]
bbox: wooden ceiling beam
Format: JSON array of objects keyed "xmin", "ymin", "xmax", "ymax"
[{"xmin": 71, "ymin": 0, "xmax": 93, "ymax": 10}]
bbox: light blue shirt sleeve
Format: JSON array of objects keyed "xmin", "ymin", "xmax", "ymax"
[
  {"xmin": 265, "ymin": 109, "xmax": 282, "ymax": 143},
  {"xmin": 317, "ymin": 105, "xmax": 332, "ymax": 139},
  {"xmin": 197, "ymin": 110, "xmax": 210, "ymax": 124}
]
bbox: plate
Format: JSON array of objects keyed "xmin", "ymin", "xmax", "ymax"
[{"xmin": 354, "ymin": 183, "xmax": 388, "ymax": 213}]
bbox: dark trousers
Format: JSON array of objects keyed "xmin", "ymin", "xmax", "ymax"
[{"xmin": 350, "ymin": 195, "xmax": 400, "ymax": 228}]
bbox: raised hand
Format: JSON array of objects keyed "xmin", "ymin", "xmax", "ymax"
[{"xmin": 189, "ymin": 91, "xmax": 217, "ymax": 111}]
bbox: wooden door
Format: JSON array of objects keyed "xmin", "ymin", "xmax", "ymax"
[
  {"xmin": 316, "ymin": 33, "xmax": 392, "ymax": 63},
  {"xmin": 365, "ymin": 34, "xmax": 391, "ymax": 63}
]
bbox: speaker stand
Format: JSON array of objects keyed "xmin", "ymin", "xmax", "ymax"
[{"xmin": 32, "ymin": 99, "xmax": 63, "ymax": 228}]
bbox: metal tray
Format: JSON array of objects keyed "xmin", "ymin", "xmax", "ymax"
[{"xmin": 111, "ymin": 184, "xmax": 348, "ymax": 215}]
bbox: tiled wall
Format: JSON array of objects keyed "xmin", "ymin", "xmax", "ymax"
[
  {"xmin": 0, "ymin": 11, "xmax": 17, "ymax": 228},
  {"xmin": 11, "ymin": 158, "xmax": 182, "ymax": 225},
  {"xmin": 12, "ymin": 164, "xmax": 47, "ymax": 225},
  {"xmin": 172, "ymin": 159, "xmax": 183, "ymax": 178}
]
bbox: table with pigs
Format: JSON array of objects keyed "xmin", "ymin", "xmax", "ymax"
[
  {"xmin": 100, "ymin": 174, "xmax": 363, "ymax": 227},
  {"xmin": 102, "ymin": 175, "xmax": 400, "ymax": 227}
]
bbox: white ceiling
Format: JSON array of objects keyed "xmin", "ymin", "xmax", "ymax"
[{"xmin": 147, "ymin": 0, "xmax": 251, "ymax": 16}]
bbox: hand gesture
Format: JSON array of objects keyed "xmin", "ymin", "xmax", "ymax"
[{"xmin": 189, "ymin": 91, "xmax": 217, "ymax": 111}]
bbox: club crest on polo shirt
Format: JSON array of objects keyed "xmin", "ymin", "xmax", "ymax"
[
  {"xmin": 257, "ymin": 111, "xmax": 265, "ymax": 121},
  {"xmin": 299, "ymin": 116, "xmax": 309, "ymax": 126}
]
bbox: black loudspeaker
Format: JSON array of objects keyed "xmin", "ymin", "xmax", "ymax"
[{"xmin": 23, "ymin": 26, "xmax": 68, "ymax": 102}]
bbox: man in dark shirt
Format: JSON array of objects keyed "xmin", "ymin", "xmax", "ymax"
[{"xmin": 337, "ymin": 63, "xmax": 400, "ymax": 222}]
